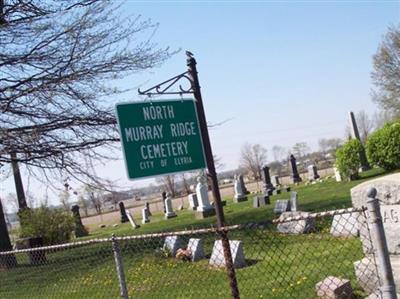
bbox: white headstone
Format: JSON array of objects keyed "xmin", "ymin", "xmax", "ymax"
[
  {"xmin": 233, "ymin": 175, "xmax": 247, "ymax": 202},
  {"xmin": 163, "ymin": 236, "xmax": 181, "ymax": 257},
  {"xmin": 196, "ymin": 176, "xmax": 213, "ymax": 212},
  {"xmin": 330, "ymin": 212, "xmax": 360, "ymax": 237},
  {"xmin": 164, "ymin": 193, "xmax": 177, "ymax": 219},
  {"xmin": 209, "ymin": 240, "xmax": 246, "ymax": 268},
  {"xmin": 290, "ymin": 192, "xmax": 298, "ymax": 212},
  {"xmin": 334, "ymin": 167, "xmax": 342, "ymax": 182},
  {"xmin": 142, "ymin": 207, "xmax": 150, "ymax": 224},
  {"xmin": 351, "ymin": 173, "xmax": 400, "ymax": 254},
  {"xmin": 307, "ymin": 165, "xmax": 320, "ymax": 181},
  {"xmin": 272, "ymin": 175, "xmax": 281, "ymax": 187},
  {"xmin": 126, "ymin": 211, "xmax": 140, "ymax": 229},
  {"xmin": 188, "ymin": 193, "xmax": 198, "ymax": 211},
  {"xmin": 187, "ymin": 238, "xmax": 204, "ymax": 262},
  {"xmin": 273, "ymin": 200, "xmax": 290, "ymax": 214}
]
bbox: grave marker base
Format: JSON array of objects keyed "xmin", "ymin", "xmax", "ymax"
[
  {"xmin": 195, "ymin": 208, "xmax": 216, "ymax": 219},
  {"xmin": 233, "ymin": 196, "xmax": 248, "ymax": 203}
]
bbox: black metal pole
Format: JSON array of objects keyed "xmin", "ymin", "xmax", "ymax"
[
  {"xmin": 186, "ymin": 52, "xmax": 240, "ymax": 299},
  {"xmin": 10, "ymin": 152, "xmax": 28, "ymax": 211}
]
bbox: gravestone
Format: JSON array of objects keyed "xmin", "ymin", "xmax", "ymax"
[
  {"xmin": 349, "ymin": 111, "xmax": 370, "ymax": 171},
  {"xmin": 272, "ymin": 175, "xmax": 281, "ymax": 188},
  {"xmin": 272, "ymin": 188, "xmax": 281, "ymax": 196},
  {"xmin": 195, "ymin": 175, "xmax": 215, "ymax": 219},
  {"xmin": 209, "ymin": 240, "xmax": 246, "ymax": 268},
  {"xmin": 330, "ymin": 212, "xmax": 360, "ymax": 237},
  {"xmin": 277, "ymin": 211, "xmax": 315, "ymax": 234},
  {"xmin": 188, "ymin": 193, "xmax": 198, "ymax": 211},
  {"xmin": 163, "ymin": 236, "xmax": 181, "ymax": 257},
  {"xmin": 142, "ymin": 207, "xmax": 150, "ymax": 224},
  {"xmin": 274, "ymin": 200, "xmax": 290, "ymax": 214},
  {"xmin": 353, "ymin": 257, "xmax": 380, "ymax": 294},
  {"xmin": 15, "ymin": 237, "xmax": 47, "ymax": 265},
  {"xmin": 145, "ymin": 201, "xmax": 152, "ymax": 216},
  {"xmin": 351, "ymin": 173, "xmax": 400, "ymax": 295},
  {"xmin": 253, "ymin": 195, "xmax": 269, "ymax": 208},
  {"xmin": 261, "ymin": 166, "xmax": 274, "ymax": 192},
  {"xmin": 351, "ymin": 173, "xmax": 400, "ymax": 254},
  {"xmin": 161, "ymin": 191, "xmax": 167, "ymax": 214},
  {"xmin": 290, "ymin": 192, "xmax": 299, "ymax": 212},
  {"xmin": 164, "ymin": 193, "xmax": 177, "ymax": 219},
  {"xmin": 187, "ymin": 238, "xmax": 205, "ymax": 262},
  {"xmin": 126, "ymin": 211, "xmax": 140, "ymax": 229},
  {"xmin": 238, "ymin": 174, "xmax": 249, "ymax": 194},
  {"xmin": 119, "ymin": 201, "xmax": 129, "ymax": 223},
  {"xmin": 315, "ymin": 276, "xmax": 353, "ymax": 299},
  {"xmin": 334, "ymin": 167, "xmax": 342, "ymax": 182},
  {"xmin": 233, "ymin": 174, "xmax": 248, "ymax": 203},
  {"xmin": 289, "ymin": 154, "xmax": 302, "ymax": 183},
  {"xmin": 354, "ymin": 255, "xmax": 400, "ymax": 296},
  {"xmin": 307, "ymin": 165, "xmax": 320, "ymax": 181},
  {"xmin": 71, "ymin": 205, "xmax": 88, "ymax": 237}
]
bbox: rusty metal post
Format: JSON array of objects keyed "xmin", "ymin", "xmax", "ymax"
[{"xmin": 187, "ymin": 52, "xmax": 240, "ymax": 299}]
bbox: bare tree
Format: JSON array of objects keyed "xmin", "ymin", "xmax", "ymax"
[
  {"xmin": 271, "ymin": 145, "xmax": 286, "ymax": 162},
  {"xmin": 239, "ymin": 143, "xmax": 267, "ymax": 180},
  {"xmin": 77, "ymin": 193, "xmax": 89, "ymax": 217},
  {"xmin": 58, "ymin": 188, "xmax": 70, "ymax": 212},
  {"xmin": 83, "ymin": 184, "xmax": 102, "ymax": 215},
  {"xmin": 213, "ymin": 154, "xmax": 225, "ymax": 171},
  {"xmin": 318, "ymin": 138, "xmax": 343, "ymax": 154},
  {"xmin": 0, "ymin": 1, "xmax": 173, "ymax": 184},
  {"xmin": 372, "ymin": 25, "xmax": 400, "ymax": 118},
  {"xmin": 356, "ymin": 110, "xmax": 374, "ymax": 144},
  {"xmin": 373, "ymin": 109, "xmax": 397, "ymax": 129},
  {"xmin": 156, "ymin": 175, "xmax": 177, "ymax": 198},
  {"xmin": 291, "ymin": 142, "xmax": 310, "ymax": 158},
  {"xmin": 180, "ymin": 173, "xmax": 191, "ymax": 195}
]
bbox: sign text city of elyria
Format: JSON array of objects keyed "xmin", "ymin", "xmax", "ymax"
[{"xmin": 116, "ymin": 99, "xmax": 206, "ymax": 180}]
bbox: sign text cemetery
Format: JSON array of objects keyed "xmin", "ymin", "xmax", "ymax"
[{"xmin": 116, "ymin": 99, "xmax": 206, "ymax": 179}]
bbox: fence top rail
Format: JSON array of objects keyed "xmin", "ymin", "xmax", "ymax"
[
  {"xmin": 0, "ymin": 224, "xmax": 242, "ymax": 255},
  {"xmin": 272, "ymin": 207, "xmax": 366, "ymax": 224}
]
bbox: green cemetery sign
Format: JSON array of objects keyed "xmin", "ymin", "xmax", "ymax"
[{"xmin": 116, "ymin": 99, "xmax": 206, "ymax": 180}]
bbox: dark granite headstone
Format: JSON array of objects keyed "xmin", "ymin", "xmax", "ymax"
[
  {"xmin": 289, "ymin": 155, "xmax": 302, "ymax": 183},
  {"xmin": 119, "ymin": 202, "xmax": 129, "ymax": 223},
  {"xmin": 71, "ymin": 205, "xmax": 88, "ymax": 237},
  {"xmin": 145, "ymin": 201, "xmax": 152, "ymax": 216},
  {"xmin": 162, "ymin": 192, "xmax": 167, "ymax": 214},
  {"xmin": 239, "ymin": 174, "xmax": 249, "ymax": 194},
  {"xmin": 261, "ymin": 166, "xmax": 274, "ymax": 192},
  {"xmin": 349, "ymin": 111, "xmax": 370, "ymax": 171}
]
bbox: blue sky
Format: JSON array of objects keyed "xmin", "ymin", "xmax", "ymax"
[{"xmin": 1, "ymin": 1, "xmax": 400, "ymax": 205}]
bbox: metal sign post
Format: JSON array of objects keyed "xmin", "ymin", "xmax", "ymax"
[{"xmin": 138, "ymin": 52, "xmax": 240, "ymax": 298}]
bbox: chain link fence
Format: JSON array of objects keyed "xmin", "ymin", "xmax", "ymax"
[{"xmin": 0, "ymin": 207, "xmax": 394, "ymax": 298}]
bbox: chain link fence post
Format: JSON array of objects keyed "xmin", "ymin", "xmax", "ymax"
[
  {"xmin": 111, "ymin": 234, "xmax": 129, "ymax": 299},
  {"xmin": 366, "ymin": 187, "xmax": 397, "ymax": 299}
]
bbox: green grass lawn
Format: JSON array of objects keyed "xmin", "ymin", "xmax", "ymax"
[
  {"xmin": 0, "ymin": 168, "xmax": 391, "ymax": 298},
  {"xmin": 85, "ymin": 167, "xmax": 386, "ymax": 239}
]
